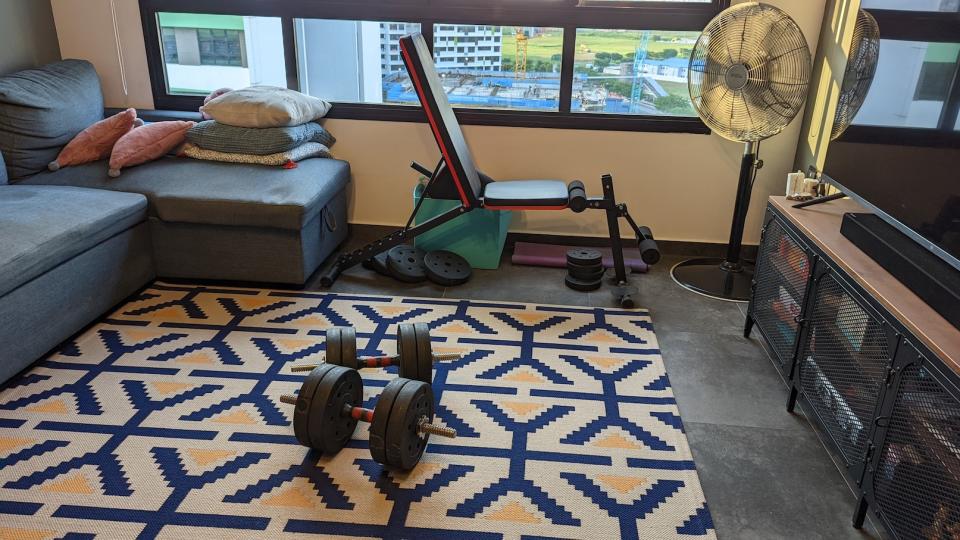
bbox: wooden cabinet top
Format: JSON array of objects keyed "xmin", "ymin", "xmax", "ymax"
[{"xmin": 769, "ymin": 196, "xmax": 960, "ymax": 373}]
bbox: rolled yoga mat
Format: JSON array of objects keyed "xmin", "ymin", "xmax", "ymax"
[{"xmin": 512, "ymin": 242, "xmax": 649, "ymax": 272}]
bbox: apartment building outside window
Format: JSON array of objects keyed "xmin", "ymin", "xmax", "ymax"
[{"xmin": 140, "ymin": 0, "xmax": 729, "ymax": 132}]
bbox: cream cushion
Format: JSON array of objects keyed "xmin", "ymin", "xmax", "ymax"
[{"xmin": 200, "ymin": 86, "xmax": 332, "ymax": 128}]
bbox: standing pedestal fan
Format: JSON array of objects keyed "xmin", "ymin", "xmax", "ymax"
[{"xmin": 672, "ymin": 2, "xmax": 812, "ymax": 301}]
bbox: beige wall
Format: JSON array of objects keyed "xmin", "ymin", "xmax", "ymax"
[
  {"xmin": 51, "ymin": 0, "xmax": 826, "ymax": 244},
  {"xmin": 0, "ymin": 0, "xmax": 60, "ymax": 74}
]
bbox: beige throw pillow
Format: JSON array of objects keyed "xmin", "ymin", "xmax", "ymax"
[{"xmin": 200, "ymin": 86, "xmax": 332, "ymax": 128}]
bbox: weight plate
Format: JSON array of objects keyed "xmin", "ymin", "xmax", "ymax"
[
  {"xmin": 385, "ymin": 379, "xmax": 434, "ymax": 470},
  {"xmin": 566, "ymin": 248, "xmax": 602, "ymax": 266},
  {"xmin": 565, "ymin": 274, "xmax": 603, "ymax": 292},
  {"xmin": 341, "ymin": 327, "xmax": 357, "ymax": 370},
  {"xmin": 308, "ymin": 366, "xmax": 362, "ymax": 454},
  {"xmin": 324, "ymin": 327, "xmax": 357, "ymax": 369},
  {"xmin": 423, "ymin": 250, "xmax": 472, "ymax": 286},
  {"xmin": 567, "ymin": 263, "xmax": 605, "ymax": 281},
  {"xmin": 387, "ymin": 245, "xmax": 427, "ymax": 283},
  {"xmin": 291, "ymin": 364, "xmax": 337, "ymax": 447},
  {"xmin": 397, "ymin": 323, "xmax": 419, "ymax": 381},
  {"xmin": 414, "ymin": 322, "xmax": 433, "ymax": 384},
  {"xmin": 369, "ymin": 378, "xmax": 407, "ymax": 467},
  {"xmin": 367, "ymin": 252, "xmax": 391, "ymax": 277}
]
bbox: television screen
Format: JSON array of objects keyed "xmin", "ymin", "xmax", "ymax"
[
  {"xmin": 823, "ymin": 142, "xmax": 960, "ymax": 270},
  {"xmin": 822, "ymin": 35, "xmax": 960, "ymax": 271}
]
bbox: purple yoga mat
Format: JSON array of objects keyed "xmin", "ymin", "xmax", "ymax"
[{"xmin": 512, "ymin": 242, "xmax": 649, "ymax": 272}]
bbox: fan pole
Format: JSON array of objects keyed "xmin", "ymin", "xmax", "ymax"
[
  {"xmin": 670, "ymin": 141, "xmax": 759, "ymax": 301},
  {"xmin": 724, "ymin": 141, "xmax": 758, "ymax": 270}
]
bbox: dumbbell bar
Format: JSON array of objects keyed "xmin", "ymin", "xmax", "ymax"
[
  {"xmin": 282, "ymin": 364, "xmax": 456, "ymax": 470},
  {"xmin": 291, "ymin": 324, "xmax": 458, "ymax": 384}
]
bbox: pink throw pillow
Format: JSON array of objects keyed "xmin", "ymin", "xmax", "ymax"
[
  {"xmin": 108, "ymin": 120, "xmax": 195, "ymax": 177},
  {"xmin": 48, "ymin": 108, "xmax": 142, "ymax": 171}
]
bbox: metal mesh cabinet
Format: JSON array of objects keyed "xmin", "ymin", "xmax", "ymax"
[
  {"xmin": 748, "ymin": 199, "xmax": 960, "ymax": 539},
  {"xmin": 789, "ymin": 260, "xmax": 898, "ymax": 482},
  {"xmin": 747, "ymin": 210, "xmax": 815, "ymax": 376},
  {"xmin": 861, "ymin": 341, "xmax": 960, "ymax": 539}
]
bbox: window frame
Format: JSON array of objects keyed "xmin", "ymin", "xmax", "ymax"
[
  {"xmin": 138, "ymin": 0, "xmax": 729, "ymax": 133},
  {"xmin": 840, "ymin": 8, "xmax": 960, "ymax": 145}
]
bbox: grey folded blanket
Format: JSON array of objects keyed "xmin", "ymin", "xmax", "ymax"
[{"xmin": 186, "ymin": 120, "xmax": 336, "ymax": 156}]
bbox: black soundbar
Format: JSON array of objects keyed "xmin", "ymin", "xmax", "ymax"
[{"xmin": 841, "ymin": 212, "xmax": 960, "ymax": 330}]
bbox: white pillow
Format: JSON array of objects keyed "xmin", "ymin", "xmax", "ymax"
[{"xmin": 200, "ymin": 86, "xmax": 332, "ymax": 128}]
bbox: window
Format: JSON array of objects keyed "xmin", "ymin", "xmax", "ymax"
[
  {"xmin": 157, "ymin": 12, "xmax": 286, "ymax": 96},
  {"xmin": 861, "ymin": 0, "xmax": 960, "ymax": 12},
  {"xmin": 432, "ymin": 26, "xmax": 562, "ymax": 111},
  {"xmin": 572, "ymin": 29, "xmax": 698, "ymax": 116},
  {"xmin": 294, "ymin": 19, "xmax": 420, "ymax": 105},
  {"xmin": 835, "ymin": 2, "xmax": 960, "ymax": 144},
  {"xmin": 855, "ymin": 41, "xmax": 959, "ymax": 128},
  {"xmin": 141, "ymin": 1, "xmax": 727, "ymax": 132}
]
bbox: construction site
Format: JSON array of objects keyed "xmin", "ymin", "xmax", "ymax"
[{"xmin": 382, "ymin": 27, "xmax": 698, "ymax": 115}]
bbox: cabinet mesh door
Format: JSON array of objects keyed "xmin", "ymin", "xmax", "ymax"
[
  {"xmin": 752, "ymin": 218, "xmax": 812, "ymax": 372},
  {"xmin": 797, "ymin": 272, "xmax": 889, "ymax": 466},
  {"xmin": 873, "ymin": 364, "xmax": 960, "ymax": 539}
]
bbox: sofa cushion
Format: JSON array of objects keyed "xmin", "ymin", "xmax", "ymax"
[
  {"xmin": 22, "ymin": 157, "xmax": 351, "ymax": 231},
  {"xmin": 0, "ymin": 185, "xmax": 147, "ymax": 297},
  {"xmin": 0, "ymin": 60, "xmax": 104, "ymax": 181}
]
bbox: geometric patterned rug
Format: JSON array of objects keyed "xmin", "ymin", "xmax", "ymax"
[{"xmin": 0, "ymin": 282, "xmax": 715, "ymax": 539}]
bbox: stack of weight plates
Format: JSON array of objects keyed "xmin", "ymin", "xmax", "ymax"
[
  {"xmin": 363, "ymin": 245, "xmax": 472, "ymax": 286},
  {"xmin": 565, "ymin": 248, "xmax": 604, "ymax": 291}
]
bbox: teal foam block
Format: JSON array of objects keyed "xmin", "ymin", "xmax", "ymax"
[{"xmin": 412, "ymin": 184, "xmax": 511, "ymax": 269}]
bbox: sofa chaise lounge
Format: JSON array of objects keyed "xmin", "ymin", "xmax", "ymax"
[{"xmin": 0, "ymin": 59, "xmax": 350, "ymax": 382}]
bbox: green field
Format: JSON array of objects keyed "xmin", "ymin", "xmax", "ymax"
[{"xmin": 501, "ymin": 29, "xmax": 699, "ymax": 65}]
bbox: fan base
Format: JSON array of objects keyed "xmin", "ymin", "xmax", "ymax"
[{"xmin": 671, "ymin": 257, "xmax": 755, "ymax": 302}]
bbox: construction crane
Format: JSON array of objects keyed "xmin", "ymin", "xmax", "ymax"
[
  {"xmin": 514, "ymin": 27, "xmax": 528, "ymax": 79},
  {"xmin": 629, "ymin": 31, "xmax": 651, "ymax": 113}
]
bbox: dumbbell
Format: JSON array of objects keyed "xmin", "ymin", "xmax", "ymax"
[
  {"xmin": 290, "ymin": 323, "xmax": 459, "ymax": 384},
  {"xmin": 280, "ymin": 364, "xmax": 456, "ymax": 470}
]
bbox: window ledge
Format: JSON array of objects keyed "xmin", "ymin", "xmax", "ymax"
[{"xmin": 115, "ymin": 105, "xmax": 710, "ymax": 134}]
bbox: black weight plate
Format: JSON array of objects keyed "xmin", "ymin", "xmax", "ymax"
[
  {"xmin": 423, "ymin": 250, "xmax": 472, "ymax": 286},
  {"xmin": 367, "ymin": 252, "xmax": 391, "ymax": 277},
  {"xmin": 566, "ymin": 248, "xmax": 602, "ymax": 266},
  {"xmin": 308, "ymin": 366, "xmax": 363, "ymax": 454},
  {"xmin": 565, "ymin": 274, "xmax": 603, "ymax": 292},
  {"xmin": 397, "ymin": 323, "xmax": 420, "ymax": 380},
  {"xmin": 292, "ymin": 364, "xmax": 337, "ymax": 447},
  {"xmin": 341, "ymin": 327, "xmax": 357, "ymax": 370},
  {"xmin": 325, "ymin": 328, "xmax": 342, "ymax": 367},
  {"xmin": 397, "ymin": 323, "xmax": 419, "ymax": 381},
  {"xmin": 387, "ymin": 245, "xmax": 427, "ymax": 283},
  {"xmin": 567, "ymin": 264, "xmax": 605, "ymax": 281},
  {"xmin": 414, "ymin": 323, "xmax": 433, "ymax": 384},
  {"xmin": 369, "ymin": 378, "xmax": 408, "ymax": 467},
  {"xmin": 385, "ymin": 379, "xmax": 434, "ymax": 470},
  {"xmin": 325, "ymin": 327, "xmax": 359, "ymax": 369}
]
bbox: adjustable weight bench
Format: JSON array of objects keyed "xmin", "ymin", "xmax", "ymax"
[{"xmin": 320, "ymin": 32, "xmax": 660, "ymax": 308}]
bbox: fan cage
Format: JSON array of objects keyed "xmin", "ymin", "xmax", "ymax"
[
  {"xmin": 831, "ymin": 9, "xmax": 880, "ymax": 140},
  {"xmin": 689, "ymin": 2, "xmax": 812, "ymax": 142}
]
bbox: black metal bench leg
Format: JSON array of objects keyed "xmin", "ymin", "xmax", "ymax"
[
  {"xmin": 319, "ymin": 205, "xmax": 468, "ymax": 287},
  {"xmin": 601, "ymin": 174, "xmax": 629, "ymax": 286},
  {"xmin": 744, "ymin": 314, "xmax": 755, "ymax": 338}
]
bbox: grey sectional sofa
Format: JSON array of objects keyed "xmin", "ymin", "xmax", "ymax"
[{"xmin": 0, "ymin": 60, "xmax": 350, "ymax": 382}]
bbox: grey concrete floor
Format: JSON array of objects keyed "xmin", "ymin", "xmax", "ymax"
[{"xmin": 305, "ymin": 229, "xmax": 883, "ymax": 539}]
